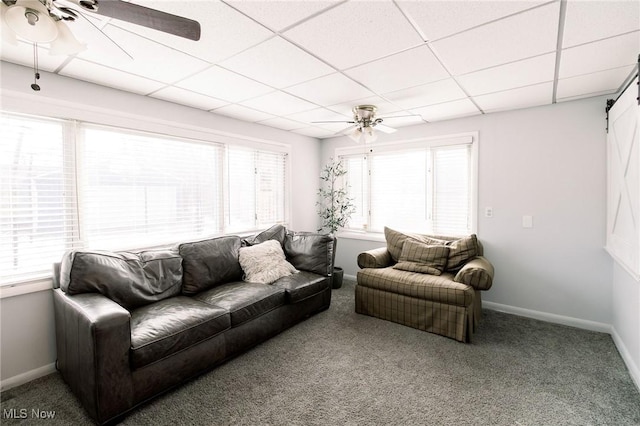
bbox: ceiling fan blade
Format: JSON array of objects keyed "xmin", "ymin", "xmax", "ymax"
[
  {"xmin": 379, "ymin": 113, "xmax": 422, "ymax": 120},
  {"xmin": 79, "ymin": 0, "xmax": 201, "ymax": 41},
  {"xmin": 334, "ymin": 124, "xmax": 357, "ymax": 135},
  {"xmin": 375, "ymin": 123, "xmax": 397, "ymax": 134},
  {"xmin": 312, "ymin": 120, "xmax": 355, "ymax": 124}
]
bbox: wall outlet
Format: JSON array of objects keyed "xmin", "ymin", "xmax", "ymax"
[{"xmin": 485, "ymin": 207, "xmax": 493, "ymax": 218}]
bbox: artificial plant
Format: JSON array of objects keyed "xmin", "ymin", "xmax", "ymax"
[{"xmin": 317, "ymin": 158, "xmax": 355, "ymax": 234}]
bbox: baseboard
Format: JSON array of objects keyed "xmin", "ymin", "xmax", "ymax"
[
  {"xmin": 483, "ymin": 301, "xmax": 612, "ymax": 334},
  {"xmin": 344, "ymin": 274, "xmax": 357, "ymax": 282},
  {"xmin": 0, "ymin": 363, "xmax": 56, "ymax": 392},
  {"xmin": 610, "ymin": 327, "xmax": 640, "ymax": 393}
]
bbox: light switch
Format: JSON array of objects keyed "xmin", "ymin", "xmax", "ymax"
[{"xmin": 522, "ymin": 215, "xmax": 533, "ymax": 228}]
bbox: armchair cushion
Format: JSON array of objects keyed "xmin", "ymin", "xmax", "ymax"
[
  {"xmin": 446, "ymin": 234, "xmax": 479, "ymax": 271},
  {"xmin": 393, "ymin": 240, "xmax": 449, "ymax": 275}
]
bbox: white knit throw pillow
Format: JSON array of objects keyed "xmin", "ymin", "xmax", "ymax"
[{"xmin": 238, "ymin": 240, "xmax": 297, "ymax": 284}]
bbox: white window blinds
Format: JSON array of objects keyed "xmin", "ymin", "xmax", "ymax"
[
  {"xmin": 78, "ymin": 125, "xmax": 223, "ymax": 251},
  {"xmin": 0, "ymin": 114, "xmax": 78, "ymax": 283},
  {"xmin": 227, "ymin": 146, "xmax": 287, "ymax": 232},
  {"xmin": 340, "ymin": 137, "xmax": 475, "ymax": 236}
]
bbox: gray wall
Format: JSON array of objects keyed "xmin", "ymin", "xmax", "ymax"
[{"xmin": 322, "ymin": 96, "xmax": 613, "ymax": 326}]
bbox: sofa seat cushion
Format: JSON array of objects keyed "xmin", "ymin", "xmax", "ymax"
[
  {"xmin": 272, "ymin": 271, "xmax": 329, "ymax": 303},
  {"xmin": 130, "ymin": 297, "xmax": 230, "ymax": 370},
  {"xmin": 357, "ymin": 267, "xmax": 474, "ymax": 307},
  {"xmin": 193, "ymin": 282, "xmax": 286, "ymax": 327}
]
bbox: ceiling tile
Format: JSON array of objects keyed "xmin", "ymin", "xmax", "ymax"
[
  {"xmin": 379, "ymin": 114, "xmax": 425, "ymax": 129},
  {"xmin": 397, "ymin": 0, "xmax": 547, "ymax": 41},
  {"xmin": 77, "ymin": 25, "xmax": 210, "ymax": 84},
  {"xmin": 345, "ymin": 45, "xmax": 449, "ymax": 94},
  {"xmin": 559, "ymin": 32, "xmax": 639, "ymax": 79},
  {"xmin": 285, "ymin": 73, "xmax": 374, "ymax": 106},
  {"xmin": 383, "ymin": 79, "xmax": 467, "ymax": 109},
  {"xmin": 258, "ymin": 117, "xmax": 306, "ymax": 131},
  {"xmin": 59, "ymin": 59, "xmax": 164, "ymax": 94},
  {"xmin": 224, "ymin": 0, "xmax": 342, "ymax": 32},
  {"xmin": 220, "ymin": 37, "xmax": 334, "ymax": 88},
  {"xmin": 0, "ymin": 41, "xmax": 67, "ymax": 73},
  {"xmin": 286, "ymin": 108, "xmax": 351, "ymax": 126},
  {"xmin": 108, "ymin": 1, "xmax": 273, "ymax": 63},
  {"xmin": 556, "ymin": 66, "xmax": 635, "ymax": 100},
  {"xmin": 473, "ymin": 82, "xmax": 553, "ymax": 113},
  {"xmin": 176, "ymin": 66, "xmax": 273, "ymax": 102},
  {"xmin": 213, "ymin": 104, "xmax": 275, "ymax": 122},
  {"xmin": 563, "ymin": 0, "xmax": 640, "ymax": 48},
  {"xmin": 457, "ymin": 53, "xmax": 556, "ymax": 96},
  {"xmin": 431, "ymin": 2, "xmax": 560, "ymax": 75},
  {"xmin": 291, "ymin": 126, "xmax": 336, "ymax": 138},
  {"xmin": 150, "ymin": 86, "xmax": 229, "ymax": 111},
  {"xmin": 240, "ymin": 90, "xmax": 318, "ymax": 116},
  {"xmin": 283, "ymin": 1, "xmax": 423, "ymax": 70},
  {"xmin": 411, "ymin": 99, "xmax": 480, "ymax": 122}
]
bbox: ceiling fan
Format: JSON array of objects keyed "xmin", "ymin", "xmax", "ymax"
[
  {"xmin": 1, "ymin": 0, "xmax": 200, "ymax": 89},
  {"xmin": 313, "ymin": 105, "xmax": 408, "ymax": 143}
]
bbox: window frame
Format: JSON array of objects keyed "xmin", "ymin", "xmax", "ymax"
[
  {"xmin": 0, "ymin": 111, "xmax": 292, "ymax": 289},
  {"xmin": 334, "ymin": 132, "xmax": 479, "ymax": 240}
]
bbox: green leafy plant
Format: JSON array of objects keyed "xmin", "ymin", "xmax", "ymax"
[{"xmin": 317, "ymin": 158, "xmax": 355, "ymax": 234}]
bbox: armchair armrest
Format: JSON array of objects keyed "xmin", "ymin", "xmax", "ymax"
[
  {"xmin": 454, "ymin": 256, "xmax": 494, "ymax": 290},
  {"xmin": 53, "ymin": 289, "xmax": 134, "ymax": 424},
  {"xmin": 357, "ymin": 247, "xmax": 393, "ymax": 269}
]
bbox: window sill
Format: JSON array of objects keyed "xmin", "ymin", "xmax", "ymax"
[
  {"xmin": 336, "ymin": 230, "xmax": 386, "ymax": 243},
  {"xmin": 0, "ymin": 278, "xmax": 53, "ymax": 299}
]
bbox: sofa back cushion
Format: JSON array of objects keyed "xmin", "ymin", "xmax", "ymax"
[
  {"xmin": 242, "ymin": 224, "xmax": 286, "ymax": 247},
  {"xmin": 179, "ymin": 235, "xmax": 243, "ymax": 294},
  {"xmin": 59, "ymin": 249, "xmax": 183, "ymax": 310},
  {"xmin": 284, "ymin": 231, "xmax": 334, "ymax": 276}
]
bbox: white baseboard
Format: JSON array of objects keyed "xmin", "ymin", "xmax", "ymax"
[
  {"xmin": 482, "ymin": 301, "xmax": 612, "ymax": 334},
  {"xmin": 0, "ymin": 363, "xmax": 56, "ymax": 392},
  {"xmin": 610, "ymin": 327, "xmax": 640, "ymax": 393},
  {"xmin": 344, "ymin": 273, "xmax": 357, "ymax": 282}
]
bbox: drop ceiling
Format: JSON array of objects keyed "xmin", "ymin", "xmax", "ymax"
[{"xmin": 1, "ymin": 0, "xmax": 638, "ymax": 139}]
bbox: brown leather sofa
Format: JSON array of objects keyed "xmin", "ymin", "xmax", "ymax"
[{"xmin": 52, "ymin": 225, "xmax": 334, "ymax": 424}]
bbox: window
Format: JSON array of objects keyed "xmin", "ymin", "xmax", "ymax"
[
  {"xmin": 339, "ymin": 134, "xmax": 476, "ymax": 236},
  {"xmin": 79, "ymin": 125, "xmax": 224, "ymax": 250},
  {"xmin": 0, "ymin": 114, "xmax": 78, "ymax": 283},
  {"xmin": 226, "ymin": 147, "xmax": 288, "ymax": 232},
  {"xmin": 0, "ymin": 112, "xmax": 290, "ymax": 285}
]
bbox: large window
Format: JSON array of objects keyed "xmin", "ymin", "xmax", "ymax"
[
  {"xmin": 339, "ymin": 134, "xmax": 477, "ymax": 236},
  {"xmin": 0, "ymin": 112, "xmax": 289, "ymax": 285}
]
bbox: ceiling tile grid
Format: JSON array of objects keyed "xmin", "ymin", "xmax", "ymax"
[{"xmin": 1, "ymin": 0, "xmax": 638, "ymax": 139}]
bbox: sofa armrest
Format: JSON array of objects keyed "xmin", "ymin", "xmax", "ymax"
[
  {"xmin": 453, "ymin": 256, "xmax": 494, "ymax": 290},
  {"xmin": 357, "ymin": 247, "xmax": 393, "ymax": 269},
  {"xmin": 53, "ymin": 289, "xmax": 134, "ymax": 423}
]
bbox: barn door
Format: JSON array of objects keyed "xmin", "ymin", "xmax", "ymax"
[{"xmin": 606, "ymin": 75, "xmax": 640, "ymax": 278}]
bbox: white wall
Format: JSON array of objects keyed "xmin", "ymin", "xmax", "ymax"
[
  {"xmin": 0, "ymin": 61, "xmax": 321, "ymax": 386},
  {"xmin": 322, "ymin": 96, "xmax": 613, "ymax": 328},
  {"xmin": 611, "ymin": 263, "xmax": 640, "ymax": 389}
]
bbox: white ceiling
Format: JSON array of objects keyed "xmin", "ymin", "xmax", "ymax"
[{"xmin": 1, "ymin": 0, "xmax": 638, "ymax": 139}]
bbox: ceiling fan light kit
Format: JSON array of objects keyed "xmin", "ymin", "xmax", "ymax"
[{"xmin": 4, "ymin": 0, "xmax": 58, "ymax": 42}]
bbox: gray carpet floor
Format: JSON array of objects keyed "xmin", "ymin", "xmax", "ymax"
[{"xmin": 2, "ymin": 279, "xmax": 639, "ymax": 425}]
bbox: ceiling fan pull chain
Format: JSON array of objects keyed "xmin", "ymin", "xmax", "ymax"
[{"xmin": 31, "ymin": 43, "xmax": 41, "ymax": 91}]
